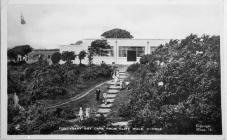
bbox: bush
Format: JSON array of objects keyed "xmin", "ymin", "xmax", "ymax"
[
  {"xmin": 61, "ymin": 51, "xmax": 76, "ymax": 64},
  {"xmin": 45, "ymin": 87, "xmax": 67, "ymax": 98},
  {"xmin": 80, "ymin": 115, "xmax": 108, "ymax": 127},
  {"xmin": 140, "ymin": 54, "xmax": 153, "ymax": 64},
  {"xmin": 127, "ymin": 63, "xmax": 140, "ymax": 73},
  {"xmin": 51, "ymin": 52, "xmax": 61, "ymax": 64},
  {"xmin": 120, "ymin": 34, "xmax": 222, "ymax": 134},
  {"xmin": 8, "ymin": 104, "xmax": 70, "ymax": 134},
  {"xmin": 81, "ymin": 65, "xmax": 113, "ymax": 80}
]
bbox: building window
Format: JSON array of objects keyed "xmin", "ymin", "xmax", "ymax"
[
  {"xmin": 119, "ymin": 46, "xmax": 145, "ymax": 57},
  {"xmin": 103, "ymin": 46, "xmax": 114, "ymax": 57},
  {"xmin": 150, "ymin": 46, "xmax": 157, "ymax": 53},
  {"xmin": 88, "ymin": 46, "xmax": 114, "ymax": 57}
]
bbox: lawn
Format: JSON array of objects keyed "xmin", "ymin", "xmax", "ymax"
[
  {"xmin": 37, "ymin": 77, "xmax": 110, "ymax": 107},
  {"xmin": 43, "ymin": 81, "xmax": 111, "ymax": 122},
  {"xmin": 58, "ymin": 82, "xmax": 110, "ymax": 117}
]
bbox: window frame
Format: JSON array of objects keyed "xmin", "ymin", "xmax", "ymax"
[{"xmin": 118, "ymin": 46, "xmax": 145, "ymax": 57}]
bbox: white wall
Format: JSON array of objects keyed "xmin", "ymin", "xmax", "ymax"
[{"xmin": 59, "ymin": 38, "xmax": 169, "ymax": 65}]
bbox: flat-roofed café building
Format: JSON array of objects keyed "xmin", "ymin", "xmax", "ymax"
[{"xmin": 60, "ymin": 38, "xmax": 169, "ymax": 65}]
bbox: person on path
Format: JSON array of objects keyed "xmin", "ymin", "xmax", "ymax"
[
  {"xmin": 119, "ymin": 80, "xmax": 123, "ymax": 89},
  {"xmin": 114, "ymin": 71, "xmax": 119, "ymax": 86},
  {"xmin": 79, "ymin": 107, "xmax": 83, "ymax": 121},
  {"xmin": 103, "ymin": 92, "xmax": 107, "ymax": 105},
  {"xmin": 85, "ymin": 108, "xmax": 90, "ymax": 118},
  {"xmin": 95, "ymin": 88, "xmax": 101, "ymax": 101},
  {"xmin": 13, "ymin": 92, "xmax": 19, "ymax": 108},
  {"xmin": 121, "ymin": 80, "xmax": 126, "ymax": 89},
  {"xmin": 116, "ymin": 70, "xmax": 120, "ymax": 78}
]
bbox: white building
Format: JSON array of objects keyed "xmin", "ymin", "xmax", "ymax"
[{"xmin": 60, "ymin": 38, "xmax": 169, "ymax": 65}]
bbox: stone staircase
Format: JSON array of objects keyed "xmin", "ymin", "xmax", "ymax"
[{"xmin": 96, "ymin": 71, "xmax": 128, "ymax": 117}]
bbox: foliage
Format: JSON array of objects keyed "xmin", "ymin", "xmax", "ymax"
[
  {"xmin": 78, "ymin": 50, "xmax": 87, "ymax": 65},
  {"xmin": 25, "ymin": 63, "xmax": 82, "ymax": 100},
  {"xmin": 61, "ymin": 51, "xmax": 76, "ymax": 64},
  {"xmin": 27, "ymin": 68, "xmax": 67, "ymax": 99},
  {"xmin": 80, "ymin": 115, "xmax": 108, "ymax": 127},
  {"xmin": 101, "ymin": 28, "xmax": 133, "ymax": 38},
  {"xmin": 8, "ymin": 104, "xmax": 70, "ymax": 134},
  {"xmin": 126, "ymin": 63, "xmax": 140, "ymax": 73},
  {"xmin": 8, "ymin": 59, "xmax": 113, "ymax": 134},
  {"xmin": 88, "ymin": 39, "xmax": 111, "ymax": 65},
  {"xmin": 8, "ymin": 69, "xmax": 24, "ymax": 94},
  {"xmin": 81, "ymin": 64, "xmax": 113, "ymax": 80},
  {"xmin": 122, "ymin": 34, "xmax": 221, "ymax": 134},
  {"xmin": 140, "ymin": 54, "xmax": 154, "ymax": 64},
  {"xmin": 8, "ymin": 45, "xmax": 33, "ymax": 60},
  {"xmin": 51, "ymin": 52, "xmax": 61, "ymax": 64}
]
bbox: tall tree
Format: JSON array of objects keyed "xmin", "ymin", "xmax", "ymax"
[
  {"xmin": 101, "ymin": 28, "xmax": 133, "ymax": 38},
  {"xmin": 78, "ymin": 50, "xmax": 86, "ymax": 65},
  {"xmin": 88, "ymin": 39, "xmax": 111, "ymax": 65},
  {"xmin": 51, "ymin": 52, "xmax": 61, "ymax": 64},
  {"xmin": 61, "ymin": 51, "xmax": 76, "ymax": 64},
  {"xmin": 7, "ymin": 45, "xmax": 33, "ymax": 60}
]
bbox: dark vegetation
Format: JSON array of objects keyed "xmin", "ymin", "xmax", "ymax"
[
  {"xmin": 122, "ymin": 34, "xmax": 221, "ymax": 134},
  {"xmin": 61, "ymin": 51, "xmax": 76, "ymax": 64},
  {"xmin": 78, "ymin": 50, "xmax": 87, "ymax": 65},
  {"xmin": 88, "ymin": 39, "xmax": 111, "ymax": 65},
  {"xmin": 7, "ymin": 45, "xmax": 32, "ymax": 61},
  {"xmin": 101, "ymin": 28, "xmax": 133, "ymax": 38},
  {"xmin": 8, "ymin": 59, "xmax": 113, "ymax": 134},
  {"xmin": 51, "ymin": 52, "xmax": 61, "ymax": 64}
]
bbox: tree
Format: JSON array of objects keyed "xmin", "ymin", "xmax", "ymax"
[
  {"xmin": 120, "ymin": 34, "xmax": 222, "ymax": 134},
  {"xmin": 27, "ymin": 66, "xmax": 67, "ymax": 100},
  {"xmin": 7, "ymin": 45, "xmax": 33, "ymax": 61},
  {"xmin": 61, "ymin": 51, "xmax": 76, "ymax": 64},
  {"xmin": 8, "ymin": 104, "xmax": 68, "ymax": 134},
  {"xmin": 78, "ymin": 50, "xmax": 86, "ymax": 65},
  {"xmin": 101, "ymin": 28, "xmax": 133, "ymax": 38},
  {"xmin": 88, "ymin": 39, "xmax": 111, "ymax": 65},
  {"xmin": 51, "ymin": 52, "xmax": 61, "ymax": 64},
  {"xmin": 7, "ymin": 49, "xmax": 17, "ymax": 61}
]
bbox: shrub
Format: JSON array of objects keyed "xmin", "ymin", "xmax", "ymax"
[
  {"xmin": 80, "ymin": 115, "xmax": 108, "ymax": 127},
  {"xmin": 120, "ymin": 34, "xmax": 222, "ymax": 134},
  {"xmin": 61, "ymin": 51, "xmax": 76, "ymax": 64},
  {"xmin": 78, "ymin": 50, "xmax": 86, "ymax": 65},
  {"xmin": 8, "ymin": 104, "xmax": 70, "ymax": 134},
  {"xmin": 140, "ymin": 54, "xmax": 153, "ymax": 64},
  {"xmin": 127, "ymin": 63, "xmax": 140, "ymax": 73},
  {"xmin": 51, "ymin": 52, "xmax": 61, "ymax": 64},
  {"xmin": 81, "ymin": 65, "xmax": 113, "ymax": 80}
]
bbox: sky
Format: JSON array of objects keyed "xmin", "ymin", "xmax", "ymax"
[{"xmin": 7, "ymin": 0, "xmax": 223, "ymax": 49}]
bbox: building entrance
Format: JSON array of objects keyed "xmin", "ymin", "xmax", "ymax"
[{"xmin": 127, "ymin": 50, "xmax": 136, "ymax": 61}]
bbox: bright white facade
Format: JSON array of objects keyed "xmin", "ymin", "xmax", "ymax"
[{"xmin": 60, "ymin": 38, "xmax": 169, "ymax": 65}]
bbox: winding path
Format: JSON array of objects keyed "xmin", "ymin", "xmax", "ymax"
[
  {"xmin": 47, "ymin": 65, "xmax": 129, "ymax": 110},
  {"xmin": 47, "ymin": 80, "xmax": 112, "ymax": 109}
]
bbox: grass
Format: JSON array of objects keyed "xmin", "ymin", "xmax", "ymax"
[
  {"xmin": 51, "ymin": 82, "xmax": 111, "ymax": 118},
  {"xmin": 38, "ymin": 77, "xmax": 111, "ymax": 107}
]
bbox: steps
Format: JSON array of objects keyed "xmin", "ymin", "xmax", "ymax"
[
  {"xmin": 109, "ymin": 85, "xmax": 121, "ymax": 89},
  {"xmin": 96, "ymin": 70, "xmax": 129, "ymax": 117},
  {"xmin": 107, "ymin": 89, "xmax": 119, "ymax": 94}
]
